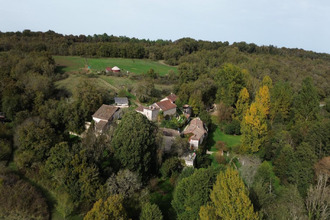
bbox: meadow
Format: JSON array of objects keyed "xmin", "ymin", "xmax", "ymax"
[{"xmin": 53, "ymin": 56, "xmax": 178, "ymax": 76}]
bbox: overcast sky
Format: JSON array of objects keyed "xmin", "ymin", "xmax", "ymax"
[{"xmin": 1, "ymin": 0, "xmax": 329, "ymax": 53}]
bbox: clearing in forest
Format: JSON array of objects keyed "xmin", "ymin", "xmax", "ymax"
[{"xmin": 53, "ymin": 56, "xmax": 178, "ymax": 76}]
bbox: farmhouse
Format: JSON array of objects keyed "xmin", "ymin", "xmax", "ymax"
[
  {"xmin": 92, "ymin": 105, "xmax": 121, "ymax": 133},
  {"xmin": 112, "ymin": 66, "xmax": 120, "ymax": 72},
  {"xmin": 135, "ymin": 105, "xmax": 159, "ymax": 121},
  {"xmin": 114, "ymin": 97, "xmax": 129, "ymax": 108},
  {"xmin": 183, "ymin": 117, "xmax": 208, "ymax": 149},
  {"xmin": 152, "ymin": 100, "xmax": 177, "ymax": 117}
]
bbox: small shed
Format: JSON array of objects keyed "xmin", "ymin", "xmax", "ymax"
[
  {"xmin": 112, "ymin": 66, "xmax": 120, "ymax": 72},
  {"xmin": 114, "ymin": 97, "xmax": 129, "ymax": 107},
  {"xmin": 105, "ymin": 67, "xmax": 112, "ymax": 73}
]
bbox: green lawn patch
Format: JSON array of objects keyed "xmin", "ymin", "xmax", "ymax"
[
  {"xmin": 206, "ymin": 117, "xmax": 241, "ymax": 167},
  {"xmin": 54, "ymin": 56, "xmax": 177, "ymax": 76},
  {"xmin": 207, "ymin": 127, "xmax": 241, "ymax": 151}
]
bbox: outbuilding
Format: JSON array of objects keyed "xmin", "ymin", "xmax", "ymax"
[{"xmin": 112, "ymin": 66, "xmax": 120, "ymax": 72}]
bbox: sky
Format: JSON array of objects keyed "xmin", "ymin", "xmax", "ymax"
[{"xmin": 1, "ymin": 0, "xmax": 330, "ymax": 53}]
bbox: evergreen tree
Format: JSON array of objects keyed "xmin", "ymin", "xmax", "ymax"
[
  {"xmin": 291, "ymin": 142, "xmax": 317, "ymax": 197},
  {"xmin": 270, "ymin": 82, "xmax": 293, "ymax": 123},
  {"xmin": 172, "ymin": 167, "xmax": 222, "ymax": 219},
  {"xmin": 293, "ymin": 77, "xmax": 319, "ymax": 122},
  {"xmin": 112, "ymin": 111, "xmax": 158, "ymax": 180},
  {"xmin": 233, "ymin": 87, "xmax": 250, "ymax": 121}
]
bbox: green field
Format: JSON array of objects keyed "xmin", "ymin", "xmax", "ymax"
[{"xmin": 54, "ymin": 56, "xmax": 177, "ymax": 76}]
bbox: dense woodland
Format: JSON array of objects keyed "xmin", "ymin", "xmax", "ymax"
[{"xmin": 0, "ymin": 30, "xmax": 329, "ymax": 220}]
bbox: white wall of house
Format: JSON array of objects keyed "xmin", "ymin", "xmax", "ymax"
[
  {"xmin": 93, "ymin": 117, "xmax": 102, "ymax": 123},
  {"xmin": 163, "ymin": 108, "xmax": 176, "ymax": 116},
  {"xmin": 143, "ymin": 108, "xmax": 159, "ymax": 121},
  {"xmin": 189, "ymin": 139, "xmax": 199, "ymax": 149}
]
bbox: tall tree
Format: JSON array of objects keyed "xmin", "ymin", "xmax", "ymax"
[
  {"xmin": 293, "ymin": 77, "xmax": 319, "ymax": 122},
  {"xmin": 112, "ymin": 111, "xmax": 158, "ymax": 179},
  {"xmin": 270, "ymin": 82, "xmax": 293, "ymax": 123},
  {"xmin": 14, "ymin": 117, "xmax": 57, "ymax": 170},
  {"xmin": 241, "ymin": 85, "xmax": 270, "ymax": 153},
  {"xmin": 172, "ymin": 167, "xmax": 222, "ymax": 220},
  {"xmin": 241, "ymin": 102, "xmax": 268, "ymax": 153},
  {"xmin": 199, "ymin": 168, "xmax": 259, "ymax": 220},
  {"xmin": 290, "ymin": 142, "xmax": 317, "ymax": 197},
  {"xmin": 233, "ymin": 87, "xmax": 250, "ymax": 121},
  {"xmin": 215, "ymin": 63, "xmax": 248, "ymax": 106}
]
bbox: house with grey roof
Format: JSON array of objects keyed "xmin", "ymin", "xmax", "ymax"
[{"xmin": 92, "ymin": 104, "xmax": 121, "ymax": 133}]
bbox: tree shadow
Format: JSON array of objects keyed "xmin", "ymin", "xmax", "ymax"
[{"xmin": 55, "ymin": 65, "xmax": 66, "ymax": 74}]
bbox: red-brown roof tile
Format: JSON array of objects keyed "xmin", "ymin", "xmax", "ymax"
[
  {"xmin": 183, "ymin": 118, "xmax": 207, "ymax": 141},
  {"xmin": 155, "ymin": 100, "xmax": 177, "ymax": 111}
]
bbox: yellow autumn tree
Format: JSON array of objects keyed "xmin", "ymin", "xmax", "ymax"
[
  {"xmin": 84, "ymin": 194, "xmax": 128, "ymax": 220},
  {"xmin": 199, "ymin": 168, "xmax": 259, "ymax": 220},
  {"xmin": 241, "ymin": 85, "xmax": 270, "ymax": 152},
  {"xmin": 261, "ymin": 75, "xmax": 273, "ymax": 90},
  {"xmin": 255, "ymin": 85, "xmax": 271, "ymax": 117},
  {"xmin": 233, "ymin": 87, "xmax": 250, "ymax": 122}
]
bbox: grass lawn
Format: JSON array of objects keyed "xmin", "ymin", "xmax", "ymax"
[
  {"xmin": 206, "ymin": 116, "xmax": 241, "ymax": 167},
  {"xmin": 54, "ymin": 56, "xmax": 177, "ymax": 76},
  {"xmin": 207, "ymin": 126, "xmax": 241, "ymax": 151}
]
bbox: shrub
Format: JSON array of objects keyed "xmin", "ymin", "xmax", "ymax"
[{"xmin": 224, "ymin": 120, "xmax": 241, "ymax": 135}]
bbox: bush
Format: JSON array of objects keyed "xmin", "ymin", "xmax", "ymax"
[
  {"xmin": 224, "ymin": 120, "xmax": 241, "ymax": 135},
  {"xmin": 215, "ymin": 153, "xmax": 226, "ymax": 164}
]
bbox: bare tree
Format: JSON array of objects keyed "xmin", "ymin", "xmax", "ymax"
[{"xmin": 306, "ymin": 174, "xmax": 330, "ymax": 220}]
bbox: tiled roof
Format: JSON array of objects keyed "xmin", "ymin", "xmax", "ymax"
[
  {"xmin": 183, "ymin": 118, "xmax": 207, "ymax": 141},
  {"xmin": 166, "ymin": 93, "xmax": 177, "ymax": 103},
  {"xmin": 92, "ymin": 105, "xmax": 119, "ymax": 121},
  {"xmin": 135, "ymin": 105, "xmax": 145, "ymax": 112},
  {"xmin": 155, "ymin": 100, "xmax": 177, "ymax": 111}
]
